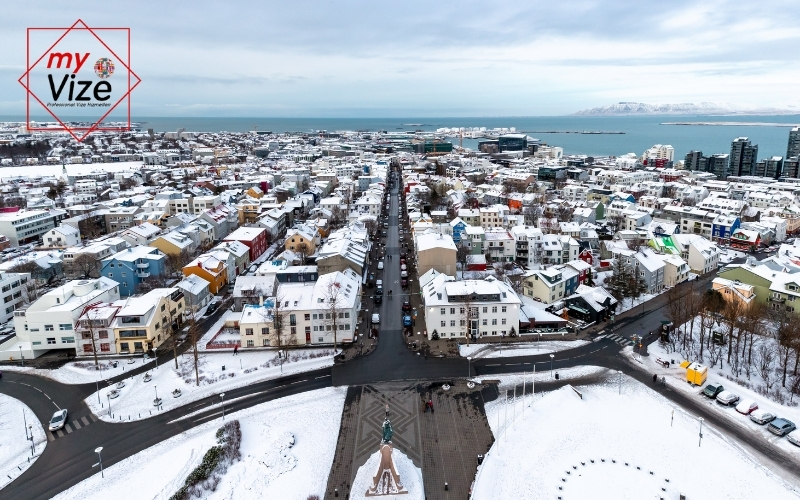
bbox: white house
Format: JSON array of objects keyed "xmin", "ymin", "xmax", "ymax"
[{"xmin": 42, "ymin": 224, "xmax": 81, "ymax": 248}]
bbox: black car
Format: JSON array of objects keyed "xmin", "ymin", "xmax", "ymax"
[
  {"xmin": 206, "ymin": 302, "xmax": 219, "ymax": 315},
  {"xmin": 374, "ymin": 294, "xmax": 382, "ymax": 304},
  {"xmin": 375, "ymin": 287, "xmax": 383, "ymax": 295},
  {"xmin": 402, "ymin": 300, "xmax": 412, "ymax": 312}
]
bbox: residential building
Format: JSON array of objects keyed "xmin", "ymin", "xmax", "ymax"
[
  {"xmin": 564, "ymin": 285, "xmax": 618, "ymax": 324},
  {"xmin": 119, "ymin": 223, "xmax": 162, "ymax": 247},
  {"xmin": 421, "ymin": 275, "xmax": 521, "ymax": 341},
  {"xmin": 522, "ymin": 268, "xmax": 567, "ymax": 304},
  {"xmin": 660, "ymin": 255, "xmax": 690, "ymax": 287},
  {"xmin": 212, "ymin": 240, "xmax": 251, "ymax": 277},
  {"xmin": 788, "ymin": 127, "xmax": 800, "ymax": 159},
  {"xmin": 75, "ymin": 303, "xmax": 121, "ymax": 356},
  {"xmin": 224, "ymin": 227, "xmax": 268, "ymax": 262},
  {"xmin": 176, "ymin": 274, "xmax": 212, "ymax": 313},
  {"xmin": 0, "ymin": 272, "xmax": 32, "ymax": 324},
  {"xmin": 102, "ymin": 206, "xmax": 141, "ymax": 233},
  {"xmin": 110, "ymin": 288, "xmax": 186, "ymax": 355},
  {"xmin": 183, "ymin": 254, "xmax": 228, "ymax": 294},
  {"xmin": 42, "ymin": 225, "xmax": 81, "ymax": 248},
  {"xmin": 62, "ymin": 243, "xmax": 115, "ymax": 278},
  {"xmin": 730, "ymin": 137, "xmax": 758, "ymax": 177},
  {"xmin": 5, "ymin": 277, "xmax": 120, "ymax": 360},
  {"xmin": 416, "ymin": 232, "xmax": 457, "ymax": 277},
  {"xmin": 150, "ymin": 231, "xmax": 197, "ymax": 257},
  {"xmin": 711, "ymin": 277, "xmax": 755, "ymax": 308},
  {"xmin": 0, "ymin": 209, "xmax": 61, "ymax": 246},
  {"xmin": 100, "ymin": 246, "xmax": 167, "ymax": 296}
]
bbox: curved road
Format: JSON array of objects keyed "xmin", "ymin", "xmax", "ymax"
[{"xmin": 1, "ymin": 178, "xmax": 798, "ymax": 499}]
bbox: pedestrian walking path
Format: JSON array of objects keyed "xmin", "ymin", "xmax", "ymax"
[
  {"xmin": 47, "ymin": 413, "xmax": 98, "ymax": 441},
  {"xmin": 604, "ymin": 333, "xmax": 634, "ymax": 347}
]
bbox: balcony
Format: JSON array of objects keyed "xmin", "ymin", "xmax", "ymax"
[
  {"xmin": 136, "ymin": 262, "xmax": 150, "ymax": 269},
  {"xmin": 136, "ymin": 272, "xmax": 150, "ymax": 278},
  {"xmin": 769, "ymin": 296, "xmax": 785, "ymax": 303}
]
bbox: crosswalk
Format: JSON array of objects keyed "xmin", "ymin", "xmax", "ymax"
[
  {"xmin": 47, "ymin": 414, "xmax": 98, "ymax": 441},
  {"xmin": 605, "ymin": 333, "xmax": 635, "ymax": 347}
]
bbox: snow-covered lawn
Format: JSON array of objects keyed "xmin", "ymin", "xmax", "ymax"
[
  {"xmin": 617, "ymin": 293, "xmax": 656, "ymax": 314},
  {"xmin": 475, "ymin": 375, "xmax": 800, "ymax": 499},
  {"xmin": 351, "ymin": 448, "xmax": 423, "ymax": 499},
  {"xmin": 632, "ymin": 343, "xmax": 800, "ymax": 460},
  {"xmin": 86, "ymin": 349, "xmax": 334, "ymax": 422},
  {"xmin": 0, "ymin": 393, "xmax": 47, "ymax": 489},
  {"xmin": 475, "ymin": 365, "xmax": 607, "ymax": 389},
  {"xmin": 52, "ymin": 386, "xmax": 347, "ymax": 500},
  {"xmin": 459, "ymin": 340, "xmax": 589, "ymax": 359},
  {"xmin": 719, "ymin": 249, "xmax": 747, "ymax": 264},
  {"xmin": 2, "ymin": 358, "xmax": 152, "ymax": 385}
]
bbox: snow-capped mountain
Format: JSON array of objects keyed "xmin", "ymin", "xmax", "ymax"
[{"xmin": 573, "ymin": 102, "xmax": 795, "ymax": 116}]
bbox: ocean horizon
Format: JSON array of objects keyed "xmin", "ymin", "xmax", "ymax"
[{"xmin": 3, "ymin": 114, "xmax": 799, "ymax": 160}]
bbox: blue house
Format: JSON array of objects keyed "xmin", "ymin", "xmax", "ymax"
[
  {"xmin": 450, "ymin": 217, "xmax": 467, "ymax": 244},
  {"xmin": 100, "ymin": 246, "xmax": 167, "ymax": 296},
  {"xmin": 711, "ymin": 214, "xmax": 740, "ymax": 243}
]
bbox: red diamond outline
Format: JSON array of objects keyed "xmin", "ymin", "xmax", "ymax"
[{"xmin": 18, "ymin": 19, "xmax": 142, "ymax": 143}]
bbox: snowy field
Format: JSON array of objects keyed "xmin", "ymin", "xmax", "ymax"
[
  {"xmin": 2, "ymin": 357, "xmax": 154, "ymax": 385},
  {"xmin": 633, "ymin": 343, "xmax": 800, "ymax": 460},
  {"xmin": 459, "ymin": 340, "xmax": 588, "ymax": 359},
  {"xmin": 617, "ymin": 293, "xmax": 657, "ymax": 313},
  {"xmin": 475, "ymin": 375, "xmax": 800, "ymax": 499},
  {"xmin": 351, "ymin": 448, "xmax": 423, "ymax": 499},
  {"xmin": 0, "ymin": 393, "xmax": 48, "ymax": 489},
  {"xmin": 475, "ymin": 366, "xmax": 608, "ymax": 392},
  {"xmin": 52, "ymin": 386, "xmax": 347, "ymax": 500},
  {"xmin": 86, "ymin": 349, "xmax": 334, "ymax": 422}
]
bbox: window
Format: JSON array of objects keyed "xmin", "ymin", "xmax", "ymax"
[
  {"xmin": 440, "ymin": 308, "xmax": 446, "ymax": 315},
  {"xmin": 59, "ymin": 324, "xmax": 72, "ymax": 331},
  {"xmin": 121, "ymin": 273, "xmax": 126, "ymax": 277},
  {"xmin": 450, "ymin": 320, "xmax": 456, "ymax": 327},
  {"xmin": 482, "ymin": 307, "xmax": 488, "ymax": 313},
  {"xmin": 99, "ymin": 331, "xmax": 108, "ymax": 339},
  {"xmin": 441, "ymin": 321, "xmax": 446, "ymax": 327},
  {"xmin": 45, "ymin": 324, "xmax": 54, "ymax": 331},
  {"xmin": 83, "ymin": 344, "xmax": 94, "ymax": 353},
  {"xmin": 318, "ymin": 337, "xmax": 324, "ymax": 342},
  {"xmin": 247, "ymin": 339, "xmax": 254, "ymax": 347},
  {"xmin": 47, "ymin": 338, "xmax": 56, "ymax": 345},
  {"xmin": 501, "ymin": 318, "xmax": 507, "ymax": 325},
  {"xmin": 262, "ymin": 327, "xmax": 269, "ymax": 334},
  {"xmin": 161, "ymin": 304, "xmax": 166, "ymax": 311},
  {"xmin": 502, "ymin": 306, "xmax": 507, "ymax": 313},
  {"xmin": 304, "ymin": 314, "xmax": 311, "ymax": 321},
  {"xmin": 450, "ymin": 308, "xmax": 455, "ymax": 315},
  {"xmin": 100, "ymin": 343, "xmax": 110, "ymax": 352},
  {"xmin": 245, "ymin": 328, "xmax": 253, "ymax": 335},
  {"xmin": 492, "ymin": 306, "xmax": 497, "ymax": 313},
  {"xmin": 262, "ymin": 339, "xmax": 269, "ymax": 346},
  {"xmin": 482, "ymin": 319, "xmax": 487, "ymax": 326},
  {"xmin": 492, "ymin": 319, "xmax": 497, "ymax": 325},
  {"xmin": 312, "ymin": 314, "xmax": 318, "ymax": 320},
  {"xmin": 291, "ymin": 327, "xmax": 297, "ymax": 335}
]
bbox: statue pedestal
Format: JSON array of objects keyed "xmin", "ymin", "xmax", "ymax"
[{"xmin": 366, "ymin": 443, "xmax": 408, "ymax": 496}]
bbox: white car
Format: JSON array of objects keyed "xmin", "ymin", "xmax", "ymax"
[
  {"xmin": 371, "ymin": 313, "xmax": 380, "ymax": 324},
  {"xmin": 715, "ymin": 391, "xmax": 740, "ymax": 406},
  {"xmin": 48, "ymin": 409, "xmax": 68, "ymax": 432},
  {"xmin": 787, "ymin": 430, "xmax": 800, "ymax": 447},
  {"xmin": 377, "ymin": 261, "xmax": 384, "ymax": 270},
  {"xmin": 735, "ymin": 399, "xmax": 758, "ymax": 415}
]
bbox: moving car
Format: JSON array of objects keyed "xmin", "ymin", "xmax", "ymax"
[
  {"xmin": 767, "ymin": 418, "xmax": 796, "ymax": 436},
  {"xmin": 702, "ymin": 383, "xmax": 724, "ymax": 399},
  {"xmin": 715, "ymin": 391, "xmax": 740, "ymax": 406},
  {"xmin": 735, "ymin": 399, "xmax": 758, "ymax": 415},
  {"xmin": 49, "ymin": 409, "xmax": 68, "ymax": 432},
  {"xmin": 749, "ymin": 409, "xmax": 777, "ymax": 425}
]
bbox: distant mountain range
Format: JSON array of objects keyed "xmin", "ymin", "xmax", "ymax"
[{"xmin": 573, "ymin": 102, "xmax": 797, "ymax": 116}]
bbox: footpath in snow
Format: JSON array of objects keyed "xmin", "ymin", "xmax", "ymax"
[
  {"xmin": 0, "ymin": 393, "xmax": 47, "ymax": 489},
  {"xmin": 459, "ymin": 339, "xmax": 588, "ymax": 359},
  {"xmin": 52, "ymin": 386, "xmax": 347, "ymax": 500},
  {"xmin": 86, "ymin": 349, "xmax": 334, "ymax": 422},
  {"xmin": 475, "ymin": 374, "xmax": 800, "ymax": 500}
]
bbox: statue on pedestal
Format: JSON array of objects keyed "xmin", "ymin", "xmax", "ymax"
[{"xmin": 366, "ymin": 404, "xmax": 408, "ymax": 496}]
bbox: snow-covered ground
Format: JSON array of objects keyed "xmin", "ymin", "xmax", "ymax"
[
  {"xmin": 459, "ymin": 340, "xmax": 589, "ymax": 359},
  {"xmin": 2, "ymin": 358, "xmax": 152, "ymax": 385},
  {"xmin": 0, "ymin": 393, "xmax": 48, "ymax": 489},
  {"xmin": 475, "ymin": 375, "xmax": 800, "ymax": 499},
  {"xmin": 475, "ymin": 366, "xmax": 608, "ymax": 391},
  {"xmin": 632, "ymin": 343, "xmax": 800, "ymax": 460},
  {"xmin": 351, "ymin": 448, "xmax": 423, "ymax": 499},
  {"xmin": 86, "ymin": 349, "xmax": 334, "ymax": 422},
  {"xmin": 52, "ymin": 386, "xmax": 347, "ymax": 500},
  {"xmin": 719, "ymin": 249, "xmax": 747, "ymax": 264},
  {"xmin": 617, "ymin": 293, "xmax": 656, "ymax": 314}
]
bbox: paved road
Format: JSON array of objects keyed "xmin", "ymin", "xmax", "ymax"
[{"xmin": 1, "ymin": 184, "xmax": 795, "ymax": 499}]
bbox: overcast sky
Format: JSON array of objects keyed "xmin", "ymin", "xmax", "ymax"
[{"xmin": 3, "ymin": 0, "xmax": 800, "ymax": 117}]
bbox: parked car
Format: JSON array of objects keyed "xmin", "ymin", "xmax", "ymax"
[
  {"xmin": 376, "ymin": 279, "xmax": 383, "ymax": 289},
  {"xmin": 400, "ymin": 264, "xmax": 407, "ymax": 271},
  {"xmin": 750, "ymin": 409, "xmax": 777, "ymax": 425},
  {"xmin": 373, "ymin": 294, "xmax": 382, "ymax": 304},
  {"xmin": 372, "ymin": 313, "xmax": 380, "ymax": 325},
  {"xmin": 401, "ymin": 278, "xmax": 408, "ymax": 288},
  {"xmin": 376, "ymin": 286, "xmax": 383, "ymax": 296},
  {"xmin": 702, "ymin": 383, "xmax": 724, "ymax": 399},
  {"xmin": 403, "ymin": 315, "xmax": 412, "ymax": 327},
  {"xmin": 767, "ymin": 418, "xmax": 796, "ymax": 436},
  {"xmin": 401, "ymin": 270, "xmax": 408, "ymax": 278},
  {"xmin": 735, "ymin": 399, "xmax": 758, "ymax": 415},
  {"xmin": 787, "ymin": 430, "xmax": 800, "ymax": 447},
  {"xmin": 715, "ymin": 391, "xmax": 740, "ymax": 406},
  {"xmin": 206, "ymin": 301, "xmax": 219, "ymax": 315},
  {"xmin": 48, "ymin": 409, "xmax": 68, "ymax": 432},
  {"xmin": 382, "ymin": 231, "xmax": 387, "ymax": 237},
  {"xmin": 377, "ymin": 261, "xmax": 384, "ymax": 270},
  {"xmin": 402, "ymin": 300, "xmax": 411, "ymax": 312}
]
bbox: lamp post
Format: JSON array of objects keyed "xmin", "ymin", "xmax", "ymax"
[
  {"xmin": 549, "ymin": 354, "xmax": 554, "ymax": 378},
  {"xmin": 154, "ymin": 385, "xmax": 160, "ymax": 407},
  {"xmin": 23, "ymin": 409, "xmax": 28, "ymax": 440},
  {"xmin": 18, "ymin": 345, "xmax": 23, "ymax": 366},
  {"xmin": 617, "ymin": 370, "xmax": 622, "ymax": 394},
  {"xmin": 28, "ymin": 424, "xmax": 34, "ymax": 457},
  {"xmin": 467, "ymin": 356, "xmax": 472, "ymax": 378},
  {"xmin": 107, "ymin": 392, "xmax": 112, "ymax": 416},
  {"xmin": 698, "ymin": 417, "xmax": 704, "ymax": 447},
  {"xmin": 96, "ymin": 370, "xmax": 101, "ymax": 406},
  {"xmin": 93, "ymin": 446, "xmax": 104, "ymax": 478},
  {"xmin": 220, "ymin": 393, "xmax": 226, "ymax": 420},
  {"xmin": 537, "ymin": 331, "xmax": 541, "ymax": 351}
]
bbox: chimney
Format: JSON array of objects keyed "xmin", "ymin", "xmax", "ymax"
[{"xmin": 259, "ymin": 295, "xmax": 264, "ymax": 307}]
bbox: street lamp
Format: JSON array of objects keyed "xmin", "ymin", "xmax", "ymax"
[
  {"xmin": 220, "ymin": 393, "xmax": 226, "ymax": 420},
  {"xmin": 617, "ymin": 370, "xmax": 622, "ymax": 394},
  {"xmin": 153, "ymin": 345, "xmax": 158, "ymax": 370},
  {"xmin": 18, "ymin": 345, "xmax": 23, "ymax": 366},
  {"xmin": 698, "ymin": 418, "xmax": 704, "ymax": 447},
  {"xmin": 467, "ymin": 356, "xmax": 472, "ymax": 378},
  {"xmin": 107, "ymin": 392, "xmax": 112, "ymax": 416},
  {"xmin": 93, "ymin": 446, "xmax": 104, "ymax": 478},
  {"xmin": 154, "ymin": 385, "xmax": 161, "ymax": 407},
  {"xmin": 28, "ymin": 424, "xmax": 33, "ymax": 457},
  {"xmin": 549, "ymin": 354, "xmax": 554, "ymax": 378}
]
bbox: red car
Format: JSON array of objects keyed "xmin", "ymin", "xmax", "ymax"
[
  {"xmin": 401, "ymin": 278, "xmax": 408, "ymax": 288},
  {"xmin": 402, "ymin": 300, "xmax": 412, "ymax": 312}
]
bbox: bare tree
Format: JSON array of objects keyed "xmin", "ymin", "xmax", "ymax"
[
  {"xmin": 77, "ymin": 304, "xmax": 105, "ymax": 368},
  {"xmin": 756, "ymin": 342, "xmax": 777, "ymax": 392},
  {"xmin": 271, "ymin": 286, "xmax": 290, "ymax": 350},
  {"xmin": 70, "ymin": 253, "xmax": 100, "ymax": 278},
  {"xmin": 321, "ymin": 281, "xmax": 346, "ymax": 353},
  {"xmin": 774, "ymin": 310, "xmax": 800, "ymax": 388},
  {"xmin": 295, "ymin": 242, "xmax": 310, "ymax": 265},
  {"xmin": 184, "ymin": 294, "xmax": 201, "ymax": 386},
  {"xmin": 460, "ymin": 294, "xmax": 477, "ymax": 347}
]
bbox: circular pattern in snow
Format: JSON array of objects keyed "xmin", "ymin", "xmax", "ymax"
[
  {"xmin": 351, "ymin": 447, "xmax": 423, "ymax": 500},
  {"xmin": 558, "ymin": 459, "xmax": 678, "ymax": 499}
]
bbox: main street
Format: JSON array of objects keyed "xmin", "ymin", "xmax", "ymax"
[{"xmin": 1, "ymin": 179, "xmax": 795, "ymax": 499}]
